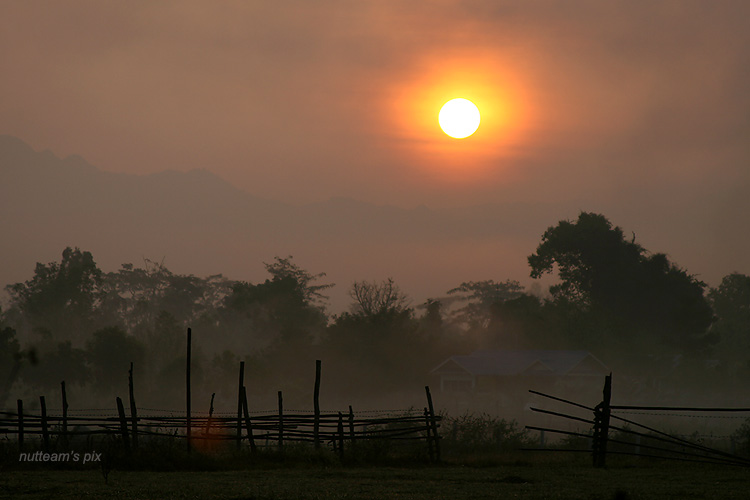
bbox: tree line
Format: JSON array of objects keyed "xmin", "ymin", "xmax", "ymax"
[{"xmin": 1, "ymin": 212, "xmax": 748, "ymax": 409}]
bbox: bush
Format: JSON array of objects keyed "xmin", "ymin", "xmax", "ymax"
[{"xmin": 442, "ymin": 413, "xmax": 531, "ymax": 453}]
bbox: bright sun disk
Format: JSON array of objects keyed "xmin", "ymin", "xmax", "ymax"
[{"xmin": 438, "ymin": 98, "xmax": 481, "ymax": 139}]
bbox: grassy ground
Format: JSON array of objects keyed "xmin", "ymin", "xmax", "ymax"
[{"xmin": 1, "ymin": 455, "xmax": 749, "ymax": 500}]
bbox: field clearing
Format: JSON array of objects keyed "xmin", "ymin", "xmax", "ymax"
[{"xmin": 1, "ymin": 458, "xmax": 749, "ymax": 500}]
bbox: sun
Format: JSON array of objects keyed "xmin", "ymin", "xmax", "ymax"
[{"xmin": 438, "ymin": 98, "xmax": 481, "ymax": 139}]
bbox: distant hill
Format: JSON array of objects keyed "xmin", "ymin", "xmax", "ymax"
[{"xmin": 0, "ymin": 135, "xmax": 746, "ymax": 312}]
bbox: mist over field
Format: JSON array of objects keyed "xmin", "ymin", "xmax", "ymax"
[{"xmin": 1, "ymin": 136, "xmax": 749, "ymax": 427}]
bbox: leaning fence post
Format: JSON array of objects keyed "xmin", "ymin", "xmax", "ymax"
[
  {"xmin": 277, "ymin": 390, "xmax": 284, "ymax": 451},
  {"xmin": 236, "ymin": 360, "xmax": 245, "ymax": 450},
  {"xmin": 425, "ymin": 386, "xmax": 441, "ymax": 462},
  {"xmin": 116, "ymin": 396, "xmax": 130, "ymax": 452},
  {"xmin": 314, "ymin": 359, "xmax": 321, "ymax": 449},
  {"xmin": 241, "ymin": 387, "xmax": 257, "ymax": 454},
  {"xmin": 17, "ymin": 399, "xmax": 24, "ymax": 453},
  {"xmin": 128, "ymin": 363, "xmax": 138, "ymax": 449},
  {"xmin": 39, "ymin": 395, "xmax": 49, "ymax": 452},
  {"xmin": 60, "ymin": 381, "xmax": 69, "ymax": 450},
  {"xmin": 186, "ymin": 327, "xmax": 192, "ymax": 454},
  {"xmin": 205, "ymin": 392, "xmax": 215, "ymax": 437}
]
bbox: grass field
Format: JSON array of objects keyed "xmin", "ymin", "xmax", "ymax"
[{"xmin": 2, "ymin": 456, "xmax": 749, "ymax": 500}]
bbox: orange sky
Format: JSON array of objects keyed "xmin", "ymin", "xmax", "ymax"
[
  {"xmin": 2, "ymin": 0, "xmax": 746, "ymax": 208},
  {"xmin": 1, "ymin": 1, "xmax": 749, "ymax": 307}
]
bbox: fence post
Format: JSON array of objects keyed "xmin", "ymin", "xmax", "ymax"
[
  {"xmin": 314, "ymin": 359, "xmax": 321, "ymax": 449},
  {"xmin": 60, "ymin": 381, "xmax": 69, "ymax": 450},
  {"xmin": 205, "ymin": 392, "xmax": 215, "ymax": 437},
  {"xmin": 40, "ymin": 396, "xmax": 49, "ymax": 452},
  {"xmin": 236, "ymin": 361, "xmax": 245, "ymax": 450},
  {"xmin": 128, "ymin": 363, "xmax": 138, "ymax": 449},
  {"xmin": 186, "ymin": 328, "xmax": 192, "ymax": 454},
  {"xmin": 425, "ymin": 386, "xmax": 441, "ymax": 463},
  {"xmin": 116, "ymin": 396, "xmax": 130, "ymax": 452},
  {"xmin": 241, "ymin": 387, "xmax": 257, "ymax": 454},
  {"xmin": 17, "ymin": 399, "xmax": 23, "ymax": 454},
  {"xmin": 592, "ymin": 373, "xmax": 612, "ymax": 468},
  {"xmin": 424, "ymin": 407, "xmax": 434, "ymax": 462},
  {"xmin": 277, "ymin": 390, "xmax": 284, "ymax": 451},
  {"xmin": 348, "ymin": 405, "xmax": 355, "ymax": 451},
  {"xmin": 337, "ymin": 412, "xmax": 345, "ymax": 460}
]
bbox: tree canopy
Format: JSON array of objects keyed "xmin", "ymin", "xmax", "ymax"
[{"xmin": 528, "ymin": 212, "xmax": 714, "ymax": 352}]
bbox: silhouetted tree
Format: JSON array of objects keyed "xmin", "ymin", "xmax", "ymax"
[
  {"xmin": 709, "ymin": 273, "xmax": 750, "ymax": 371},
  {"xmin": 263, "ymin": 255, "xmax": 333, "ymax": 305},
  {"xmin": 20, "ymin": 340, "xmax": 89, "ymax": 392},
  {"xmin": 349, "ymin": 278, "xmax": 409, "ymax": 317},
  {"xmin": 325, "ymin": 279, "xmax": 426, "ymax": 395},
  {"xmin": 528, "ymin": 212, "xmax": 714, "ymax": 353},
  {"xmin": 100, "ymin": 259, "xmax": 233, "ymax": 339},
  {"xmin": 0, "ymin": 325, "xmax": 23, "ymax": 408},
  {"xmin": 85, "ymin": 326, "xmax": 145, "ymax": 395},
  {"xmin": 447, "ymin": 280, "xmax": 524, "ymax": 330},
  {"xmin": 6, "ymin": 247, "xmax": 103, "ymax": 343}
]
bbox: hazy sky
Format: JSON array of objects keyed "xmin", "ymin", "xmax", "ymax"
[
  {"xmin": 2, "ymin": 1, "xmax": 748, "ymax": 208},
  {"xmin": 1, "ymin": 1, "xmax": 749, "ymax": 311}
]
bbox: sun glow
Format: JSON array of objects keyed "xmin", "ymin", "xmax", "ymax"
[
  {"xmin": 439, "ymin": 98, "xmax": 480, "ymax": 139},
  {"xmin": 386, "ymin": 51, "xmax": 533, "ymax": 182}
]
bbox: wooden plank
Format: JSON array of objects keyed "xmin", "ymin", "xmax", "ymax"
[
  {"xmin": 116, "ymin": 396, "xmax": 130, "ymax": 451},
  {"xmin": 278, "ymin": 390, "xmax": 284, "ymax": 451},
  {"xmin": 314, "ymin": 359, "xmax": 321, "ymax": 449},
  {"xmin": 337, "ymin": 412, "xmax": 344, "ymax": 460},
  {"xmin": 186, "ymin": 327, "xmax": 192, "ymax": 453},
  {"xmin": 60, "ymin": 381, "xmax": 68, "ymax": 450},
  {"xmin": 425, "ymin": 386, "xmax": 440, "ymax": 462},
  {"xmin": 17, "ymin": 399, "xmax": 23, "ymax": 453},
  {"xmin": 40, "ymin": 396, "xmax": 49, "ymax": 452},
  {"xmin": 424, "ymin": 407, "xmax": 434, "ymax": 462},
  {"xmin": 205, "ymin": 392, "xmax": 215, "ymax": 437},
  {"xmin": 236, "ymin": 361, "xmax": 245, "ymax": 450},
  {"xmin": 592, "ymin": 373, "xmax": 612, "ymax": 468},
  {"xmin": 128, "ymin": 363, "xmax": 138, "ymax": 449},
  {"xmin": 348, "ymin": 405, "xmax": 355, "ymax": 451}
]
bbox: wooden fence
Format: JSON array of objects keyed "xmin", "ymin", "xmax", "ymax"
[
  {"xmin": 1, "ymin": 329, "xmax": 442, "ymax": 462},
  {"xmin": 524, "ymin": 374, "xmax": 750, "ymax": 468}
]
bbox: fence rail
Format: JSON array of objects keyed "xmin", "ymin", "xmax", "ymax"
[
  {"xmin": 1, "ymin": 330, "xmax": 443, "ymax": 462},
  {"xmin": 525, "ymin": 375, "xmax": 750, "ymax": 468}
]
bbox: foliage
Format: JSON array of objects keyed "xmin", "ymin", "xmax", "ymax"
[
  {"xmin": 100, "ymin": 259, "xmax": 233, "ymax": 336},
  {"xmin": 442, "ymin": 413, "xmax": 531, "ymax": 453},
  {"xmin": 19, "ymin": 340, "xmax": 89, "ymax": 391},
  {"xmin": 2, "ymin": 232, "xmax": 749, "ymax": 408},
  {"xmin": 708, "ymin": 273, "xmax": 750, "ymax": 368},
  {"xmin": 263, "ymin": 255, "xmax": 334, "ymax": 305},
  {"xmin": 85, "ymin": 326, "xmax": 145, "ymax": 394},
  {"xmin": 447, "ymin": 280, "xmax": 524, "ymax": 330},
  {"xmin": 349, "ymin": 278, "xmax": 409, "ymax": 317},
  {"xmin": 528, "ymin": 212, "xmax": 714, "ymax": 353},
  {"xmin": 6, "ymin": 247, "xmax": 103, "ymax": 342}
]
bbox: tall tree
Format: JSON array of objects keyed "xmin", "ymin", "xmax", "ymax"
[
  {"xmin": 528, "ymin": 212, "xmax": 714, "ymax": 352},
  {"xmin": 6, "ymin": 247, "xmax": 103, "ymax": 343},
  {"xmin": 226, "ymin": 256, "xmax": 330, "ymax": 347},
  {"xmin": 708, "ymin": 273, "xmax": 750, "ymax": 369},
  {"xmin": 447, "ymin": 280, "xmax": 524, "ymax": 330}
]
